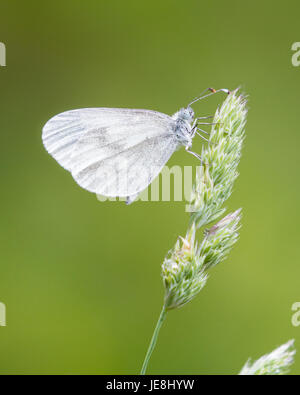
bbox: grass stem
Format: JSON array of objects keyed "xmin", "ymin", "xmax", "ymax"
[{"xmin": 140, "ymin": 306, "xmax": 167, "ymax": 375}]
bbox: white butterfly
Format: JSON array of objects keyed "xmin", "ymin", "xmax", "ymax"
[{"xmin": 42, "ymin": 89, "xmax": 229, "ymax": 204}]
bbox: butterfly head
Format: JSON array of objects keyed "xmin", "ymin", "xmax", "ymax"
[{"xmin": 177, "ymin": 106, "xmax": 194, "ymax": 123}]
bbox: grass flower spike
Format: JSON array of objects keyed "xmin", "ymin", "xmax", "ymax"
[
  {"xmin": 239, "ymin": 340, "xmax": 296, "ymax": 375},
  {"xmin": 141, "ymin": 90, "xmax": 247, "ymax": 375},
  {"xmin": 188, "ymin": 91, "xmax": 246, "ymax": 227},
  {"xmin": 162, "ymin": 209, "xmax": 241, "ymax": 310},
  {"xmin": 162, "ymin": 223, "xmax": 207, "ymax": 310}
]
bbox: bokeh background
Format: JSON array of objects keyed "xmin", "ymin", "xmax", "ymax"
[{"xmin": 1, "ymin": 0, "xmax": 300, "ymax": 375}]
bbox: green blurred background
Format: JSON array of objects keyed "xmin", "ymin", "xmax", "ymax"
[{"xmin": 1, "ymin": 0, "xmax": 300, "ymax": 375}]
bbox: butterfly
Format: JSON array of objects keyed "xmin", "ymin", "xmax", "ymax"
[{"xmin": 42, "ymin": 88, "xmax": 229, "ymax": 204}]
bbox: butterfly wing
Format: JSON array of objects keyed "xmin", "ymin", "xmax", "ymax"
[
  {"xmin": 42, "ymin": 108, "xmax": 179, "ymax": 197},
  {"xmin": 42, "ymin": 109, "xmax": 88, "ymax": 171}
]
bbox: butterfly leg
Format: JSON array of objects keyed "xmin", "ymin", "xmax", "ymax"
[
  {"xmin": 196, "ymin": 127, "xmax": 209, "ymax": 135},
  {"xmin": 191, "ymin": 119, "xmax": 200, "ymax": 138},
  {"xmin": 191, "ymin": 119, "xmax": 209, "ymax": 138},
  {"xmin": 195, "ymin": 130, "xmax": 210, "ymax": 143},
  {"xmin": 196, "ymin": 115, "xmax": 214, "ymax": 120},
  {"xmin": 192, "ymin": 120, "xmax": 218, "ymax": 139},
  {"xmin": 197, "ymin": 122, "xmax": 221, "ymax": 126},
  {"xmin": 192, "ymin": 116, "xmax": 213, "ymax": 129},
  {"xmin": 185, "ymin": 146, "xmax": 203, "ymax": 163}
]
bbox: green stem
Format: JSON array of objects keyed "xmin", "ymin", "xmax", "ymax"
[{"xmin": 140, "ymin": 306, "xmax": 167, "ymax": 375}]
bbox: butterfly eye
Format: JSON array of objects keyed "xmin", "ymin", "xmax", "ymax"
[{"xmin": 186, "ymin": 107, "xmax": 194, "ymax": 121}]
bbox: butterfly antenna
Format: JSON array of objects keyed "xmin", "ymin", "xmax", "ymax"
[{"xmin": 188, "ymin": 88, "xmax": 230, "ymax": 107}]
